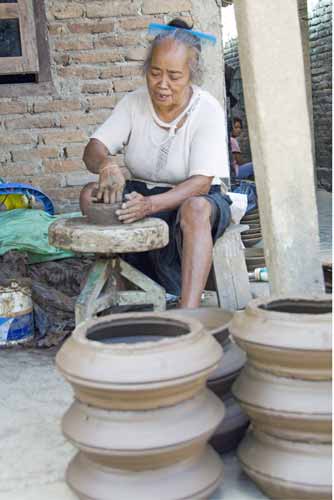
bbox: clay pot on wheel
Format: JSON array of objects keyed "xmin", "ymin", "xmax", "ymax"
[
  {"xmin": 86, "ymin": 202, "xmax": 122, "ymax": 226},
  {"xmin": 230, "ymin": 295, "xmax": 332, "ymax": 500}
]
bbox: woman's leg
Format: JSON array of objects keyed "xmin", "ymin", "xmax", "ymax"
[
  {"xmin": 179, "ymin": 197, "xmax": 213, "ymax": 308},
  {"xmin": 79, "ymin": 182, "xmax": 98, "ymax": 215}
]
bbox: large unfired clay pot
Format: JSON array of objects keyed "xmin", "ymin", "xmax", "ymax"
[
  {"xmin": 230, "ymin": 296, "xmax": 332, "ymax": 380},
  {"xmin": 162, "ymin": 308, "xmax": 249, "ymax": 453},
  {"xmin": 162, "ymin": 307, "xmax": 233, "ymax": 345},
  {"xmin": 57, "ymin": 312, "xmax": 225, "ymax": 500},
  {"xmin": 238, "ymin": 429, "xmax": 331, "ymax": 500},
  {"xmin": 233, "ymin": 363, "xmax": 331, "ymax": 442},
  {"xmin": 56, "ymin": 312, "xmax": 222, "ymax": 410},
  {"xmin": 230, "ymin": 296, "xmax": 332, "ymax": 500}
]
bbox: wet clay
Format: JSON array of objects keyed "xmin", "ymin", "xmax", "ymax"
[{"xmin": 86, "ymin": 202, "xmax": 122, "ymax": 226}]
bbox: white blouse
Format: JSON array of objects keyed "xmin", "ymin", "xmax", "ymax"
[{"xmin": 91, "ymin": 84, "xmax": 229, "ymax": 189}]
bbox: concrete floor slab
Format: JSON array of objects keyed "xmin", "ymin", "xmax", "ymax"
[
  {"xmin": 0, "ymin": 189, "xmax": 330, "ymax": 500},
  {"xmin": 0, "ymin": 349, "xmax": 267, "ymax": 500}
]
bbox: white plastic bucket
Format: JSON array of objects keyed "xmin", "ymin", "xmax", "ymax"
[{"xmin": 0, "ymin": 282, "xmax": 34, "ymax": 346}]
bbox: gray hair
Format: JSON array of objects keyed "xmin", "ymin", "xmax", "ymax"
[{"xmin": 143, "ymin": 29, "xmax": 204, "ymax": 85}]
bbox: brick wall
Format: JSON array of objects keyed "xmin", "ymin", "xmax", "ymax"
[
  {"xmin": 309, "ymin": 0, "xmax": 332, "ymax": 190},
  {"xmin": 224, "ymin": 38, "xmax": 251, "ymax": 163},
  {"xmin": 224, "ymin": 1, "xmax": 332, "ymax": 190},
  {"xmin": 0, "ymin": 0, "xmax": 194, "ymax": 212}
]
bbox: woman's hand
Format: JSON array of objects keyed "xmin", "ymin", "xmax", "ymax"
[
  {"xmin": 96, "ymin": 161, "xmax": 125, "ymax": 204},
  {"xmin": 117, "ymin": 192, "xmax": 153, "ymax": 224}
]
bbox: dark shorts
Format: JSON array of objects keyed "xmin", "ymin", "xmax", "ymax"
[{"xmin": 123, "ymin": 180, "xmax": 232, "ymax": 296}]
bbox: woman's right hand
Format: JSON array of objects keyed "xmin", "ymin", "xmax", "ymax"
[{"xmin": 96, "ymin": 161, "xmax": 125, "ymax": 204}]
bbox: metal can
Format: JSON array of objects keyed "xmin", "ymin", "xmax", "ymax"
[{"xmin": 0, "ymin": 281, "xmax": 34, "ymax": 346}]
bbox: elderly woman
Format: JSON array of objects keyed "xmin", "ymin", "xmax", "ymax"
[{"xmin": 80, "ymin": 19, "xmax": 231, "ymax": 309}]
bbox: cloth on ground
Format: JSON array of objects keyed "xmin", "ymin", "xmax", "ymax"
[
  {"xmin": 0, "ymin": 251, "xmax": 94, "ymax": 347},
  {"xmin": 0, "ymin": 209, "xmax": 80, "ymax": 263}
]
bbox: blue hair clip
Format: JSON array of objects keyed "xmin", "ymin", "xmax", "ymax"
[{"xmin": 148, "ymin": 23, "xmax": 217, "ymax": 46}]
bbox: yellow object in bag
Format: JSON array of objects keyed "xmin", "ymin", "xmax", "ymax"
[{"xmin": 0, "ymin": 193, "xmax": 31, "ymax": 210}]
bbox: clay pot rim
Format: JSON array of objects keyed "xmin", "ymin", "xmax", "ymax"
[
  {"xmin": 246, "ymin": 295, "xmax": 332, "ymax": 321},
  {"xmin": 73, "ymin": 312, "xmax": 203, "ymax": 351},
  {"xmin": 230, "ymin": 295, "xmax": 332, "ymax": 351},
  {"xmin": 56, "ymin": 311, "xmax": 222, "ymax": 386},
  {"xmin": 161, "ymin": 307, "xmax": 233, "ymax": 337}
]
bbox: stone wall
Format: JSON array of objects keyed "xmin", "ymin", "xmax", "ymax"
[
  {"xmin": 224, "ymin": 0, "xmax": 332, "ymax": 190},
  {"xmin": 0, "ymin": 0, "xmax": 224, "ymax": 212}
]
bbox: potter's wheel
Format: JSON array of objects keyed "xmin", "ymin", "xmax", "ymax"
[{"xmin": 48, "ymin": 216, "xmax": 169, "ymax": 254}]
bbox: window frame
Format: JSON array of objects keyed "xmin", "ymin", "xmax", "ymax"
[{"xmin": 0, "ymin": 0, "xmax": 54, "ymax": 97}]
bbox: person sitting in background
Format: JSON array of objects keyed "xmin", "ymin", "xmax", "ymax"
[{"xmin": 230, "ymin": 117, "xmax": 254, "ymax": 179}]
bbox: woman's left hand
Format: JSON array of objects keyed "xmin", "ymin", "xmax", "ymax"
[{"xmin": 116, "ymin": 192, "xmax": 153, "ymax": 224}]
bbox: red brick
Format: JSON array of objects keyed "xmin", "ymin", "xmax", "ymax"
[
  {"xmin": 41, "ymin": 130, "xmax": 88, "ymax": 145},
  {"xmin": 64, "ymin": 144, "xmax": 85, "ymax": 158},
  {"xmin": 113, "ymin": 77, "xmax": 144, "ymax": 92},
  {"xmin": 67, "ymin": 21, "xmax": 114, "ymax": 34},
  {"xmin": 59, "ymin": 110, "xmax": 110, "ymax": 127},
  {"xmin": 86, "ymin": 95, "xmax": 118, "ymax": 110},
  {"xmin": 81, "ymin": 82, "xmax": 112, "ymax": 94},
  {"xmin": 12, "ymin": 147, "xmax": 59, "ymax": 162},
  {"xmin": 13, "ymin": 175, "xmax": 64, "ymax": 189},
  {"xmin": 70, "ymin": 51, "xmax": 122, "ymax": 64},
  {"xmin": 48, "ymin": 23, "xmax": 69, "ymax": 36},
  {"xmin": 123, "ymin": 47, "xmax": 147, "ymax": 61},
  {"xmin": 34, "ymin": 100, "xmax": 81, "ymax": 113},
  {"xmin": 54, "ymin": 37, "xmax": 93, "ymax": 51},
  {"xmin": 43, "ymin": 159, "xmax": 84, "ymax": 173},
  {"xmin": 0, "ymin": 151, "xmax": 11, "ymax": 162},
  {"xmin": 52, "ymin": 3, "xmax": 85, "ymax": 20},
  {"xmin": 100, "ymin": 64, "xmax": 142, "ymax": 79},
  {"xmin": 142, "ymin": 0, "xmax": 191, "ymax": 14},
  {"xmin": 54, "ymin": 54, "xmax": 71, "ymax": 65},
  {"xmin": 0, "ymin": 162, "xmax": 40, "ymax": 177},
  {"xmin": 57, "ymin": 66, "xmax": 100, "ymax": 80},
  {"xmin": 0, "ymin": 102, "xmax": 28, "ymax": 114},
  {"xmin": 118, "ymin": 16, "xmax": 163, "ymax": 31},
  {"xmin": 86, "ymin": 2, "xmax": 138, "ymax": 19},
  {"xmin": 94, "ymin": 33, "xmax": 141, "ymax": 49},
  {"xmin": 47, "ymin": 187, "xmax": 82, "ymax": 201},
  {"xmin": 0, "ymin": 133, "xmax": 35, "ymax": 145},
  {"xmin": 5, "ymin": 116, "xmax": 56, "ymax": 130}
]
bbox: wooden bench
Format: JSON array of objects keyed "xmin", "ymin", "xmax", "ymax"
[{"xmin": 210, "ymin": 224, "xmax": 251, "ymax": 311}]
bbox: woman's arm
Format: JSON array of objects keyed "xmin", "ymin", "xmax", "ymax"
[
  {"xmin": 118, "ymin": 175, "xmax": 213, "ymax": 224},
  {"xmin": 83, "ymin": 139, "xmax": 125, "ymax": 203}
]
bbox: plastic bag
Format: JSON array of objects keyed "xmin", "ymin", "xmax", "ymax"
[
  {"xmin": 231, "ymin": 181, "xmax": 257, "ymax": 214},
  {"xmin": 0, "ymin": 209, "xmax": 79, "ymax": 263}
]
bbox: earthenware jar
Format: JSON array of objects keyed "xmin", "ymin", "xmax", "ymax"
[
  {"xmin": 57, "ymin": 311, "xmax": 225, "ymax": 500},
  {"xmin": 230, "ymin": 295, "xmax": 332, "ymax": 500},
  {"xmin": 208, "ymin": 339, "xmax": 249, "ymax": 453},
  {"xmin": 57, "ymin": 312, "xmax": 223, "ymax": 410}
]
